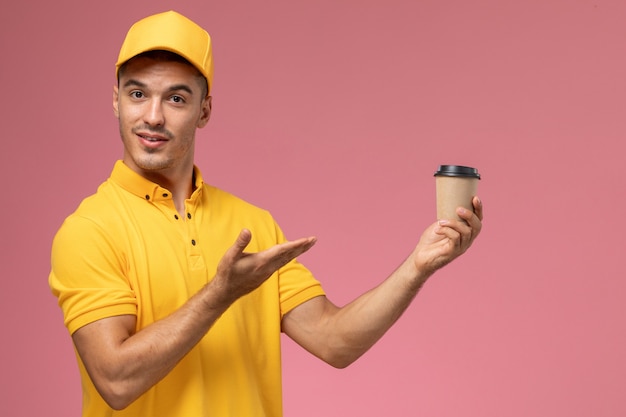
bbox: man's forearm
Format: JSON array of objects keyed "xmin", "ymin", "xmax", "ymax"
[
  {"xmin": 283, "ymin": 259, "xmax": 430, "ymax": 369},
  {"xmin": 73, "ymin": 280, "xmax": 230, "ymax": 410},
  {"xmin": 323, "ymin": 260, "xmax": 429, "ymax": 367}
]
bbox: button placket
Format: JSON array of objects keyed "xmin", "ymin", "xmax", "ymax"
[
  {"xmin": 184, "ymin": 198, "xmax": 205, "ymax": 272},
  {"xmin": 185, "ymin": 205, "xmax": 199, "ymax": 250}
]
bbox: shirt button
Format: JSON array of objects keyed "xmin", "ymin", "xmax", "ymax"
[
  {"xmin": 187, "ymin": 213, "xmax": 192, "ymax": 219},
  {"xmin": 162, "ymin": 193, "xmax": 169, "ymax": 198},
  {"xmin": 174, "ymin": 214, "xmax": 179, "ymax": 220},
  {"xmin": 191, "ymin": 239, "xmax": 196, "ymax": 246}
]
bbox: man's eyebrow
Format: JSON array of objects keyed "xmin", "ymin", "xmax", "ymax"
[
  {"xmin": 122, "ymin": 79, "xmax": 194, "ymax": 95},
  {"xmin": 122, "ymin": 79, "xmax": 147, "ymax": 89},
  {"xmin": 167, "ymin": 84, "xmax": 194, "ymax": 95}
]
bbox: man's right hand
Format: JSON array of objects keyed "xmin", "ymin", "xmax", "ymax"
[{"xmin": 210, "ymin": 229, "xmax": 317, "ymax": 306}]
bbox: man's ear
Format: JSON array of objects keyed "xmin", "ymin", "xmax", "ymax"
[
  {"xmin": 113, "ymin": 85, "xmax": 120, "ymax": 118},
  {"xmin": 197, "ymin": 95, "xmax": 212, "ymax": 128}
]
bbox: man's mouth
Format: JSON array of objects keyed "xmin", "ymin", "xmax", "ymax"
[
  {"xmin": 139, "ymin": 134, "xmax": 166, "ymax": 142},
  {"xmin": 134, "ymin": 130, "xmax": 171, "ymax": 149}
]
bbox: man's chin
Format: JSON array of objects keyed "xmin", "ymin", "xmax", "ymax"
[{"xmin": 124, "ymin": 156, "xmax": 172, "ymax": 173}]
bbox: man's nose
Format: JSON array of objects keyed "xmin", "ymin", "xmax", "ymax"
[{"xmin": 143, "ymin": 98, "xmax": 165, "ymax": 126}]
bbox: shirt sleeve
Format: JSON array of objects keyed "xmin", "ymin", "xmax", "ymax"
[
  {"xmin": 273, "ymin": 221, "xmax": 325, "ymax": 318},
  {"xmin": 49, "ymin": 214, "xmax": 137, "ymax": 335}
]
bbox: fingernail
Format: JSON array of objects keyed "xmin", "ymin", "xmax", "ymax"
[{"xmin": 438, "ymin": 219, "xmax": 448, "ymax": 226}]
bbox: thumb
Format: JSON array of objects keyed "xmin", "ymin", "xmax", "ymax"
[
  {"xmin": 219, "ymin": 229, "xmax": 252, "ymax": 269},
  {"xmin": 231, "ymin": 228, "xmax": 252, "ymax": 256}
]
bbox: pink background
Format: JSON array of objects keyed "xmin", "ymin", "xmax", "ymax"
[{"xmin": 2, "ymin": 0, "xmax": 625, "ymax": 416}]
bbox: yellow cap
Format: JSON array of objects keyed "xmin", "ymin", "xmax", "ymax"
[{"xmin": 115, "ymin": 11, "xmax": 214, "ymax": 91}]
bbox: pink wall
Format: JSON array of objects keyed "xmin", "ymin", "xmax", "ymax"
[{"xmin": 2, "ymin": 0, "xmax": 625, "ymax": 415}]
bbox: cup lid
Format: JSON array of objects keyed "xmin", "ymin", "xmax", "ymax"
[{"xmin": 434, "ymin": 165, "xmax": 481, "ymax": 179}]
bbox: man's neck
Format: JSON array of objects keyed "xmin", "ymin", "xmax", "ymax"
[{"xmin": 143, "ymin": 169, "xmax": 195, "ymax": 216}]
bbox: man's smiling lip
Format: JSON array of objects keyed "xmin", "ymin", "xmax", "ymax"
[
  {"xmin": 135, "ymin": 130, "xmax": 170, "ymax": 148},
  {"xmin": 136, "ymin": 131, "xmax": 169, "ymax": 141}
]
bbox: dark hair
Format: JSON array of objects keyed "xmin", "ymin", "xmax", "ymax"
[{"xmin": 118, "ymin": 50, "xmax": 209, "ymax": 97}]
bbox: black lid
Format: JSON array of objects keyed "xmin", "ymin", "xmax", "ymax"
[{"xmin": 434, "ymin": 165, "xmax": 481, "ymax": 179}]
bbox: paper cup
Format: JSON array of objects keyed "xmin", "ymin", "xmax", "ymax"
[{"xmin": 434, "ymin": 165, "xmax": 481, "ymax": 221}]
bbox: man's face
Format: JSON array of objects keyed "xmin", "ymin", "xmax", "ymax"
[{"xmin": 113, "ymin": 56, "xmax": 211, "ymax": 180}]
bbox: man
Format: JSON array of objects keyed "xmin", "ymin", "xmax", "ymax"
[{"xmin": 49, "ymin": 10, "xmax": 483, "ymax": 417}]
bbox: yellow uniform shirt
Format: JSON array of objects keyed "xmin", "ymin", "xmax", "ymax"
[{"xmin": 49, "ymin": 161, "xmax": 325, "ymax": 417}]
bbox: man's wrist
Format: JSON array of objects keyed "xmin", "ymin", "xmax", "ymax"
[{"xmin": 198, "ymin": 278, "xmax": 234, "ymax": 316}]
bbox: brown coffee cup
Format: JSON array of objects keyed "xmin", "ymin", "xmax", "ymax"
[{"xmin": 434, "ymin": 165, "xmax": 481, "ymax": 221}]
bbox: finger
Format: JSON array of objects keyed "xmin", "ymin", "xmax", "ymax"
[
  {"xmin": 435, "ymin": 221, "xmax": 462, "ymax": 245},
  {"xmin": 457, "ymin": 206, "xmax": 481, "ymax": 231},
  {"xmin": 235, "ymin": 228, "xmax": 253, "ymax": 248},
  {"xmin": 440, "ymin": 217, "xmax": 477, "ymax": 251},
  {"xmin": 263, "ymin": 237, "xmax": 317, "ymax": 269},
  {"xmin": 445, "ymin": 212, "xmax": 477, "ymax": 253},
  {"xmin": 458, "ymin": 203, "xmax": 483, "ymax": 241},
  {"xmin": 277, "ymin": 237, "xmax": 317, "ymax": 261},
  {"xmin": 284, "ymin": 237, "xmax": 317, "ymax": 261},
  {"xmin": 456, "ymin": 206, "xmax": 474, "ymax": 222},
  {"xmin": 472, "ymin": 196, "xmax": 483, "ymax": 221},
  {"xmin": 288, "ymin": 236, "xmax": 317, "ymax": 254},
  {"xmin": 224, "ymin": 229, "xmax": 253, "ymax": 263}
]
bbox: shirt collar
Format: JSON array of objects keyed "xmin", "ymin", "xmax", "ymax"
[{"xmin": 109, "ymin": 160, "xmax": 205, "ymax": 203}]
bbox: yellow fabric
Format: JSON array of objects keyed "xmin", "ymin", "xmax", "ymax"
[
  {"xmin": 116, "ymin": 11, "xmax": 214, "ymax": 91},
  {"xmin": 49, "ymin": 160, "xmax": 325, "ymax": 417}
]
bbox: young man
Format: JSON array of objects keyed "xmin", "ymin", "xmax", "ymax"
[{"xmin": 49, "ymin": 10, "xmax": 483, "ymax": 417}]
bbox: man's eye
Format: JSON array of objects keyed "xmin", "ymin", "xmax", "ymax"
[
  {"xmin": 171, "ymin": 95, "xmax": 185, "ymax": 103},
  {"xmin": 130, "ymin": 91, "xmax": 144, "ymax": 99}
]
